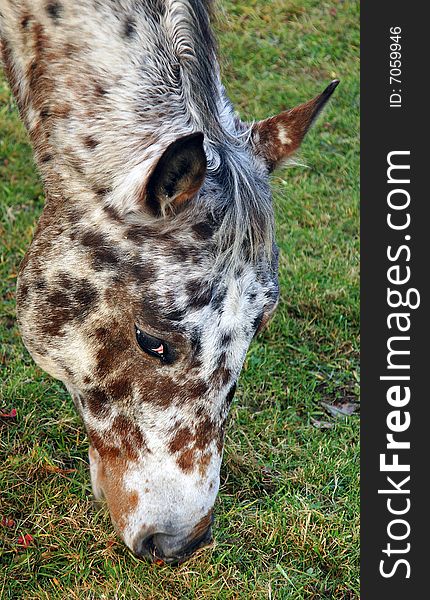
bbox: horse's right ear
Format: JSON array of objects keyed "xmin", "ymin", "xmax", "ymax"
[
  {"xmin": 251, "ymin": 80, "xmax": 339, "ymax": 172},
  {"xmin": 145, "ymin": 132, "xmax": 207, "ymax": 216}
]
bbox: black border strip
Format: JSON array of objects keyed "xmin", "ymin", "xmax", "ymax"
[{"xmin": 361, "ymin": 2, "xmax": 428, "ymax": 597}]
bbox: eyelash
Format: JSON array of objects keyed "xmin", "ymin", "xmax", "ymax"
[{"xmin": 135, "ymin": 327, "xmax": 169, "ymax": 362}]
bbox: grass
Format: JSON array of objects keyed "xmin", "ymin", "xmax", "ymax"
[{"xmin": 0, "ymin": 1, "xmax": 359, "ymax": 598}]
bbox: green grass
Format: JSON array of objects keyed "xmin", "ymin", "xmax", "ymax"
[{"xmin": 0, "ymin": 1, "xmax": 359, "ymax": 598}]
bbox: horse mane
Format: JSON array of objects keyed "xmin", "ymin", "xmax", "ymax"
[{"xmin": 151, "ymin": 0, "xmax": 275, "ymax": 268}]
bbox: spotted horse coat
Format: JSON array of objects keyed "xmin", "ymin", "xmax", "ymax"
[{"xmin": 0, "ymin": 0, "xmax": 338, "ymax": 563}]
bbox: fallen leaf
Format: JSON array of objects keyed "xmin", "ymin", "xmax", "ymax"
[
  {"xmin": 0, "ymin": 408, "xmax": 17, "ymax": 418},
  {"xmin": 43, "ymin": 464, "xmax": 77, "ymax": 475},
  {"xmin": 321, "ymin": 400, "xmax": 359, "ymax": 418},
  {"xmin": 17, "ymin": 533, "xmax": 34, "ymax": 548}
]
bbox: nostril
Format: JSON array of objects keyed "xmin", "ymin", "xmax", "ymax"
[
  {"xmin": 134, "ymin": 522, "xmax": 213, "ymax": 563},
  {"xmin": 137, "ymin": 534, "xmax": 160, "ymax": 559}
]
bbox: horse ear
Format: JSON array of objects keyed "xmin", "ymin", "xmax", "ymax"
[
  {"xmin": 146, "ymin": 132, "xmax": 207, "ymax": 215},
  {"xmin": 251, "ymin": 80, "xmax": 339, "ymax": 172}
]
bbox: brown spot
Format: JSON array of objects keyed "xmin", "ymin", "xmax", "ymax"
[
  {"xmin": 92, "ymin": 247, "xmax": 119, "ymax": 270},
  {"xmin": 106, "ymin": 377, "xmax": 132, "ymax": 400},
  {"xmin": 84, "ymin": 135, "xmax": 99, "ymax": 150},
  {"xmin": 40, "ymin": 296, "xmax": 72, "ymax": 337},
  {"xmin": 52, "ymin": 103, "xmax": 71, "ymax": 119},
  {"xmin": 94, "ymin": 83, "xmax": 108, "ymax": 97},
  {"xmin": 168, "ymin": 426, "xmax": 193, "ymax": 453},
  {"xmin": 211, "ymin": 287, "xmax": 226, "ymax": 311},
  {"xmin": 194, "ymin": 417, "xmax": 215, "ymax": 451},
  {"xmin": 172, "ymin": 245, "xmax": 192, "ymax": 262},
  {"xmin": 137, "ymin": 375, "xmax": 183, "ymax": 409},
  {"xmin": 186, "ymin": 379, "xmax": 209, "ymax": 402},
  {"xmin": 198, "ymin": 451, "xmax": 212, "ymax": 477},
  {"xmin": 81, "ymin": 230, "xmax": 106, "ymax": 248},
  {"xmin": 80, "ymin": 230, "xmax": 119, "ymax": 269},
  {"xmin": 103, "ymin": 205, "xmax": 122, "ymax": 222},
  {"xmin": 46, "ymin": 2, "xmax": 62, "ymax": 22},
  {"xmin": 89, "ymin": 415, "xmax": 149, "ymax": 464},
  {"xmin": 208, "ymin": 367, "xmax": 230, "ymax": 389},
  {"xmin": 111, "ymin": 415, "xmax": 149, "ymax": 461},
  {"xmin": 72, "ymin": 279, "xmax": 99, "ymax": 312},
  {"xmin": 186, "ymin": 279, "xmax": 213, "ymax": 309},
  {"xmin": 126, "ymin": 225, "xmax": 159, "ymax": 243},
  {"xmin": 89, "ymin": 429, "xmax": 121, "ymax": 462},
  {"xmin": 93, "ymin": 187, "xmax": 111, "ymax": 198},
  {"xmin": 127, "ymin": 261, "xmax": 156, "ymax": 284},
  {"xmin": 34, "ymin": 278, "xmax": 47, "ymax": 290},
  {"xmin": 66, "ymin": 207, "xmax": 85, "ymax": 225},
  {"xmin": 177, "ymin": 448, "xmax": 196, "ymax": 473},
  {"xmin": 211, "ymin": 352, "xmax": 231, "ymax": 386},
  {"xmin": 192, "ymin": 221, "xmax": 215, "ymax": 240},
  {"xmin": 95, "ymin": 329, "xmax": 130, "ymax": 375},
  {"xmin": 86, "ymin": 388, "xmax": 111, "ymax": 419},
  {"xmin": 40, "ymin": 275, "xmax": 98, "ymax": 336}
]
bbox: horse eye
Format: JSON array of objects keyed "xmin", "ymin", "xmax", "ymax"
[{"xmin": 135, "ymin": 327, "xmax": 168, "ymax": 361}]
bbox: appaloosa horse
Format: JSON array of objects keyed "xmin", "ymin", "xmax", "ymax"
[{"xmin": 0, "ymin": 0, "xmax": 337, "ymax": 563}]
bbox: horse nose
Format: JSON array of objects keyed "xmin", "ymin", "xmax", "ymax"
[{"xmin": 134, "ymin": 524, "xmax": 213, "ymax": 564}]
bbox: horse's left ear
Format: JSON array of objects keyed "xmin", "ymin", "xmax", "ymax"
[
  {"xmin": 251, "ymin": 80, "xmax": 339, "ymax": 172},
  {"xmin": 146, "ymin": 132, "xmax": 207, "ymax": 215}
]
